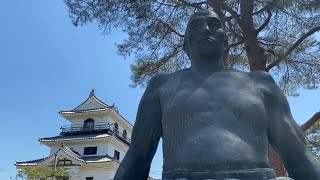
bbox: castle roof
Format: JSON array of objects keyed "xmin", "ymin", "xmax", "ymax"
[
  {"xmin": 59, "ymin": 89, "xmax": 114, "ymax": 114},
  {"xmin": 58, "ymin": 89, "xmax": 132, "ymax": 128},
  {"xmin": 15, "ymin": 144, "xmax": 115, "ymax": 167},
  {"xmin": 39, "ymin": 133, "xmax": 111, "ymax": 143}
]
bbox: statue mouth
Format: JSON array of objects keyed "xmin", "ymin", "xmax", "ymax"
[{"xmin": 199, "ymin": 37, "xmax": 216, "ymax": 47}]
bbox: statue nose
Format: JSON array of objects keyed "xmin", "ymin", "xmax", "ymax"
[
  {"xmin": 204, "ymin": 23, "xmax": 210, "ymax": 30},
  {"xmin": 202, "ymin": 22, "xmax": 211, "ymax": 35}
]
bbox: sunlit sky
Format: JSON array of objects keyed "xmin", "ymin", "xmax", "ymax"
[{"xmin": 0, "ymin": 1, "xmax": 319, "ymax": 179}]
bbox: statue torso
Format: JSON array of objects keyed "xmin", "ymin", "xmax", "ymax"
[{"xmin": 158, "ymin": 68, "xmax": 271, "ymax": 172}]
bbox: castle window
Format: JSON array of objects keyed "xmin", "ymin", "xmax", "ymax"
[
  {"xmin": 58, "ymin": 158, "xmax": 72, "ymax": 165},
  {"xmin": 114, "ymin": 150, "xmax": 120, "ymax": 161},
  {"xmin": 84, "ymin": 147, "xmax": 97, "ymax": 155},
  {"xmin": 122, "ymin": 130, "xmax": 127, "ymax": 139},
  {"xmin": 83, "ymin": 118, "xmax": 94, "ymax": 131},
  {"xmin": 114, "ymin": 123, "xmax": 119, "ymax": 134}
]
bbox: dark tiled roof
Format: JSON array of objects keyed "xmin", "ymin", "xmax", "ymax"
[
  {"xmin": 60, "ymin": 145, "xmax": 84, "ymax": 162},
  {"xmin": 59, "ymin": 107, "xmax": 112, "ymax": 114},
  {"xmin": 16, "ymin": 145, "xmax": 115, "ymax": 166},
  {"xmin": 82, "ymin": 155, "xmax": 114, "ymax": 163},
  {"xmin": 59, "ymin": 90, "xmax": 133, "ymax": 127},
  {"xmin": 16, "ymin": 145, "xmax": 85, "ymax": 166},
  {"xmin": 39, "ymin": 133, "xmax": 110, "ymax": 142},
  {"xmin": 60, "ymin": 107, "xmax": 134, "ymax": 128},
  {"xmin": 15, "ymin": 158, "xmax": 47, "ymax": 166}
]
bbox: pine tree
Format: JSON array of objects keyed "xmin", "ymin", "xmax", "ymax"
[{"xmin": 65, "ymin": 0, "xmax": 320, "ymax": 92}]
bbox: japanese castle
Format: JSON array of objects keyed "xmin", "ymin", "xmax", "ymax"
[{"xmin": 16, "ymin": 90, "xmax": 136, "ymax": 180}]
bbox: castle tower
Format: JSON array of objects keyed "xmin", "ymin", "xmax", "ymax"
[{"xmin": 16, "ymin": 90, "xmax": 133, "ymax": 180}]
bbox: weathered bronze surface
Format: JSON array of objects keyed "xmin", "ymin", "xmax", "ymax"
[{"xmin": 114, "ymin": 10, "xmax": 320, "ymax": 180}]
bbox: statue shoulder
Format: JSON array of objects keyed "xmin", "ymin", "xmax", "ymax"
[
  {"xmin": 147, "ymin": 68, "xmax": 188, "ymax": 88},
  {"xmin": 249, "ymin": 71, "xmax": 284, "ymax": 100},
  {"xmin": 145, "ymin": 73, "xmax": 169, "ymax": 93},
  {"xmin": 249, "ymin": 70, "xmax": 277, "ymax": 86}
]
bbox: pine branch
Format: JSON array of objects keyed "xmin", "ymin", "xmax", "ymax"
[
  {"xmin": 208, "ymin": 0, "xmax": 244, "ymax": 29},
  {"xmin": 72, "ymin": 0, "xmax": 97, "ymax": 26},
  {"xmin": 152, "ymin": 18, "xmax": 184, "ymax": 38},
  {"xmin": 178, "ymin": 0, "xmax": 206, "ymax": 9},
  {"xmin": 229, "ymin": 39, "xmax": 244, "ymax": 47},
  {"xmin": 156, "ymin": 0, "xmax": 205, "ymax": 8},
  {"xmin": 301, "ymin": 112, "xmax": 320, "ymax": 133},
  {"xmin": 256, "ymin": 8, "xmax": 272, "ymax": 34},
  {"xmin": 266, "ymin": 26, "xmax": 320, "ymax": 71},
  {"xmin": 226, "ymin": 18, "xmax": 243, "ymax": 39},
  {"xmin": 252, "ymin": 0, "xmax": 279, "ymax": 15}
]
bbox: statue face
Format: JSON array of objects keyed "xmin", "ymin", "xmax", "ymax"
[{"xmin": 184, "ymin": 11, "xmax": 225, "ymax": 59}]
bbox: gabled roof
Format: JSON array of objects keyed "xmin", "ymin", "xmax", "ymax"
[
  {"xmin": 16, "ymin": 144, "xmax": 115, "ymax": 167},
  {"xmin": 16, "ymin": 145, "xmax": 85, "ymax": 166},
  {"xmin": 59, "ymin": 89, "xmax": 113, "ymax": 114},
  {"xmin": 58, "ymin": 89, "xmax": 133, "ymax": 127},
  {"xmin": 59, "ymin": 144, "xmax": 84, "ymax": 163}
]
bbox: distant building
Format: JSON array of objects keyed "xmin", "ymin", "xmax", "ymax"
[{"xmin": 16, "ymin": 90, "xmax": 133, "ymax": 180}]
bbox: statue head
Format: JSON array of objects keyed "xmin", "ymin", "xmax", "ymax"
[{"xmin": 183, "ymin": 10, "xmax": 225, "ymax": 61}]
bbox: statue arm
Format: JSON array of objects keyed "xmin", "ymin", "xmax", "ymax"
[
  {"xmin": 264, "ymin": 73, "xmax": 320, "ymax": 180},
  {"xmin": 114, "ymin": 74, "xmax": 167, "ymax": 180}
]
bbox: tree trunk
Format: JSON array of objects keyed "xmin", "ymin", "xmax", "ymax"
[
  {"xmin": 244, "ymin": 38, "xmax": 267, "ymax": 71},
  {"xmin": 268, "ymin": 146, "xmax": 287, "ymax": 177},
  {"xmin": 240, "ymin": 0, "xmax": 267, "ymax": 71}
]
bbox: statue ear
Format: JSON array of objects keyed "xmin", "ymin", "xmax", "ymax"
[{"xmin": 183, "ymin": 38, "xmax": 189, "ymax": 57}]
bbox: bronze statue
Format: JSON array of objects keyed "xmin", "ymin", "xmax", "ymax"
[{"xmin": 114, "ymin": 10, "xmax": 320, "ymax": 180}]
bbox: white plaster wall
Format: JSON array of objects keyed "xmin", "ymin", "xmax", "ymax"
[
  {"xmin": 67, "ymin": 144, "xmax": 87, "ymax": 156},
  {"xmin": 97, "ymin": 143, "xmax": 109, "ymax": 156},
  {"xmin": 66, "ymin": 166, "xmax": 80, "ymax": 180},
  {"xmin": 78, "ymin": 168, "xmax": 117, "ymax": 180},
  {"xmin": 70, "ymin": 143, "xmax": 109, "ymax": 156},
  {"xmin": 68, "ymin": 114, "xmax": 116, "ymax": 129},
  {"xmin": 49, "ymin": 143, "xmax": 109, "ymax": 156},
  {"xmin": 118, "ymin": 148, "xmax": 126, "ymax": 162},
  {"xmin": 49, "ymin": 146, "xmax": 60, "ymax": 155},
  {"xmin": 107, "ymin": 143, "xmax": 116, "ymax": 158},
  {"xmin": 107, "ymin": 143, "xmax": 127, "ymax": 162},
  {"xmin": 55, "ymin": 141, "xmax": 128, "ymax": 161},
  {"xmin": 75, "ymin": 97, "xmax": 106, "ymax": 111}
]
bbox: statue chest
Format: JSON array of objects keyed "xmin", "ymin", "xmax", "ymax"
[{"xmin": 159, "ymin": 73, "xmax": 268, "ymax": 133}]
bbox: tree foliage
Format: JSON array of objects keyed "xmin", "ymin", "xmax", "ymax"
[
  {"xmin": 65, "ymin": 0, "xmax": 320, "ymax": 91},
  {"xmin": 65, "ymin": 0, "xmax": 320, "ymax": 92},
  {"xmin": 14, "ymin": 167, "xmax": 68, "ymax": 180},
  {"xmin": 306, "ymin": 120, "xmax": 320, "ymax": 160}
]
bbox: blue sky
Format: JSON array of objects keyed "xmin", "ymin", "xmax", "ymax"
[{"xmin": 0, "ymin": 1, "xmax": 319, "ymax": 179}]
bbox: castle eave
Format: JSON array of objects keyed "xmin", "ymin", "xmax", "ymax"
[
  {"xmin": 59, "ymin": 108, "xmax": 111, "ymax": 116},
  {"xmin": 39, "ymin": 133, "xmax": 111, "ymax": 143},
  {"xmin": 16, "ymin": 145, "xmax": 117, "ymax": 167}
]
